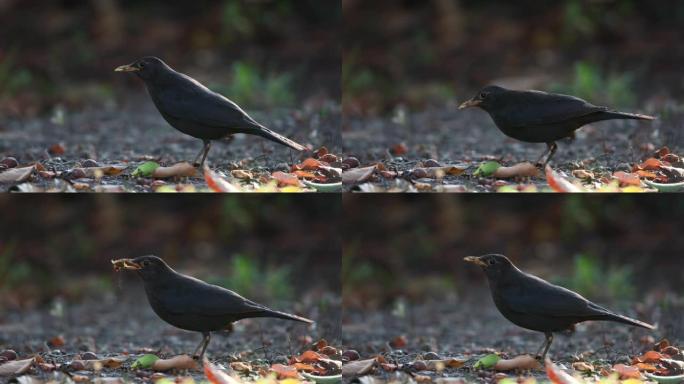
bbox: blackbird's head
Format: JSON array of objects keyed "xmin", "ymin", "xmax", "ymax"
[
  {"xmin": 114, "ymin": 56, "xmax": 170, "ymax": 81},
  {"xmin": 112, "ymin": 255, "xmax": 173, "ymax": 281},
  {"xmin": 458, "ymin": 85, "xmax": 507, "ymax": 111},
  {"xmin": 464, "ymin": 254, "xmax": 515, "ymax": 280}
]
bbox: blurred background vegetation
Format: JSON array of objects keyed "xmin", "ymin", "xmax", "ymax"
[
  {"xmin": 343, "ymin": 0, "xmax": 684, "ymax": 115},
  {"xmin": 0, "ymin": 0, "xmax": 340, "ymax": 117},
  {"xmin": 342, "ymin": 195, "xmax": 684, "ymax": 308},
  {"xmin": 0, "ymin": 196, "xmax": 340, "ymax": 310}
]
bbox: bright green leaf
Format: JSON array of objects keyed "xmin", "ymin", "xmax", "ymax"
[
  {"xmin": 131, "ymin": 354, "xmax": 159, "ymax": 369},
  {"xmin": 473, "ymin": 354, "xmax": 500, "ymax": 369},
  {"xmin": 132, "ymin": 161, "xmax": 160, "ymax": 177},
  {"xmin": 474, "ymin": 161, "xmax": 501, "ymax": 177}
]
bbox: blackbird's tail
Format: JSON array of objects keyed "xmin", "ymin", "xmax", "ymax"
[
  {"xmin": 253, "ymin": 308, "xmax": 314, "ymax": 324},
  {"xmin": 602, "ymin": 312, "xmax": 655, "ymax": 330},
  {"xmin": 253, "ymin": 125, "xmax": 307, "ymax": 151},
  {"xmin": 599, "ymin": 110, "xmax": 656, "ymax": 121}
]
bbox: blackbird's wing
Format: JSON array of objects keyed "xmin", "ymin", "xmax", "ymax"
[
  {"xmin": 498, "ymin": 90, "xmax": 607, "ymax": 127},
  {"xmin": 159, "ymin": 275, "xmax": 270, "ymax": 317},
  {"xmin": 150, "ymin": 72, "xmax": 266, "ymax": 132},
  {"xmin": 501, "ymin": 272, "xmax": 609, "ymax": 318}
]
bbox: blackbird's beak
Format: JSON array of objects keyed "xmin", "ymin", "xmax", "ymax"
[
  {"xmin": 114, "ymin": 63, "xmax": 140, "ymax": 72},
  {"xmin": 111, "ymin": 258, "xmax": 142, "ymax": 271},
  {"xmin": 458, "ymin": 98, "xmax": 481, "ymax": 109},
  {"xmin": 464, "ymin": 256, "xmax": 488, "ymax": 267}
]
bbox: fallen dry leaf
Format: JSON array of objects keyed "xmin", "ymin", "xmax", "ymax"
[
  {"xmin": 494, "ymin": 355, "xmax": 541, "ymax": 371},
  {"xmin": 271, "ymin": 363, "xmax": 299, "ymax": 379},
  {"xmin": 571, "ymin": 361, "xmax": 594, "ymax": 372},
  {"xmin": 572, "ymin": 169, "xmax": 594, "ymax": 180},
  {"xmin": 342, "ymin": 165, "xmax": 376, "ymax": 184},
  {"xmin": 342, "ymin": 358, "xmax": 376, "ymax": 377},
  {"xmin": 0, "ymin": 165, "xmax": 34, "ymax": 183},
  {"xmin": 151, "ymin": 355, "xmax": 198, "ymax": 371},
  {"xmin": 152, "ymin": 162, "xmax": 197, "ymax": 178},
  {"xmin": 0, "ymin": 358, "xmax": 34, "ymax": 376},
  {"xmin": 390, "ymin": 143, "xmax": 408, "ymax": 156},
  {"xmin": 425, "ymin": 359, "xmax": 466, "ymax": 371},
  {"xmin": 75, "ymin": 356, "xmax": 127, "ymax": 370},
  {"xmin": 545, "ymin": 359, "xmax": 581, "ymax": 384},
  {"xmin": 633, "ymin": 350, "xmax": 665, "ymax": 364},
  {"xmin": 613, "ymin": 364, "xmax": 643, "ymax": 379},
  {"xmin": 204, "ymin": 359, "xmax": 242, "ymax": 384},
  {"xmin": 546, "ymin": 166, "xmax": 584, "ymax": 192},
  {"xmin": 229, "ymin": 361, "xmax": 251, "ymax": 373},
  {"xmin": 230, "ymin": 169, "xmax": 253, "ymax": 180},
  {"xmin": 48, "ymin": 143, "xmax": 66, "ymax": 155},
  {"xmin": 493, "ymin": 162, "xmax": 539, "ymax": 178},
  {"xmin": 613, "ymin": 171, "xmax": 642, "ymax": 187},
  {"xmin": 272, "ymin": 171, "xmax": 302, "ymax": 187},
  {"xmin": 634, "ymin": 362, "xmax": 658, "ymax": 372}
]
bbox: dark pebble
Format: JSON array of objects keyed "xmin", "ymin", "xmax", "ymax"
[
  {"xmin": 63, "ymin": 168, "xmax": 87, "ymax": 180},
  {"xmin": 342, "ymin": 350, "xmax": 360, "ymax": 361},
  {"xmin": 423, "ymin": 159, "xmax": 443, "ymax": 167},
  {"xmin": 423, "ymin": 351, "xmax": 441, "ymax": 360},
  {"xmin": 69, "ymin": 360, "xmax": 86, "ymax": 370},
  {"xmin": 272, "ymin": 355, "xmax": 289, "ymax": 365},
  {"xmin": 81, "ymin": 351, "xmax": 98, "ymax": 360},
  {"xmin": 411, "ymin": 168, "xmax": 428, "ymax": 178},
  {"xmin": 320, "ymin": 154, "xmax": 338, "ymax": 163},
  {"xmin": 0, "ymin": 350, "xmax": 17, "ymax": 360},
  {"xmin": 0, "ymin": 157, "xmax": 18, "ymax": 168},
  {"xmin": 342, "ymin": 157, "xmax": 360, "ymax": 169},
  {"xmin": 81, "ymin": 159, "xmax": 100, "ymax": 168},
  {"xmin": 412, "ymin": 360, "xmax": 428, "ymax": 371}
]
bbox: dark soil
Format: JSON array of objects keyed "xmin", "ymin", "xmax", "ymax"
[
  {"xmin": 342, "ymin": 293, "xmax": 663, "ymax": 383},
  {"xmin": 342, "ymin": 104, "xmax": 684, "ymax": 192},
  {"xmin": 0, "ymin": 95, "xmax": 341, "ymax": 192}
]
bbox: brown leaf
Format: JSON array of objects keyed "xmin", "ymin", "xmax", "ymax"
[
  {"xmin": 494, "ymin": 355, "xmax": 541, "ymax": 371},
  {"xmin": 151, "ymin": 355, "xmax": 198, "ymax": 371},
  {"xmin": 613, "ymin": 364, "xmax": 643, "ymax": 379},
  {"xmin": 0, "ymin": 358, "xmax": 34, "ymax": 376},
  {"xmin": 545, "ymin": 166, "xmax": 584, "ymax": 192},
  {"xmin": 204, "ymin": 167, "xmax": 242, "ymax": 192},
  {"xmin": 634, "ymin": 362, "xmax": 658, "ymax": 372},
  {"xmin": 571, "ymin": 169, "xmax": 594, "ymax": 180},
  {"xmin": 342, "ymin": 358, "xmax": 376, "ymax": 377},
  {"xmin": 493, "ymin": 162, "xmax": 540, "ymax": 178},
  {"xmin": 48, "ymin": 143, "xmax": 66, "ymax": 155},
  {"xmin": 390, "ymin": 335, "xmax": 407, "ymax": 348},
  {"xmin": 342, "ymin": 165, "xmax": 376, "ymax": 185},
  {"xmin": 390, "ymin": 143, "xmax": 408, "ymax": 156},
  {"xmin": 425, "ymin": 359, "xmax": 466, "ymax": 371},
  {"xmin": 152, "ymin": 162, "xmax": 197, "ymax": 178},
  {"xmin": 229, "ymin": 361, "xmax": 251, "ymax": 373},
  {"xmin": 230, "ymin": 169, "xmax": 253, "ymax": 180},
  {"xmin": 0, "ymin": 165, "xmax": 35, "ymax": 183},
  {"xmin": 294, "ymin": 350, "xmax": 324, "ymax": 364},
  {"xmin": 204, "ymin": 359, "xmax": 242, "ymax": 384},
  {"xmin": 270, "ymin": 363, "xmax": 299, "ymax": 379},
  {"xmin": 49, "ymin": 335, "xmax": 65, "ymax": 347},
  {"xmin": 571, "ymin": 361, "xmax": 593, "ymax": 372},
  {"xmin": 272, "ymin": 171, "xmax": 302, "ymax": 187},
  {"xmin": 633, "ymin": 351, "xmax": 665, "ymax": 364}
]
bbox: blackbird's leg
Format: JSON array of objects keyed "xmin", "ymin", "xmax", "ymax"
[
  {"xmin": 197, "ymin": 140, "xmax": 212, "ymax": 168},
  {"xmin": 192, "ymin": 332, "xmax": 207, "ymax": 358},
  {"xmin": 194, "ymin": 332, "xmax": 211, "ymax": 360},
  {"xmin": 535, "ymin": 143, "xmax": 553, "ymax": 166},
  {"xmin": 192, "ymin": 140, "xmax": 210, "ymax": 167},
  {"xmin": 539, "ymin": 332, "xmax": 554, "ymax": 360},
  {"xmin": 542, "ymin": 142, "xmax": 558, "ymax": 166}
]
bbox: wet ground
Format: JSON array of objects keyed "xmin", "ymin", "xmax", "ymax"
[
  {"xmin": 0, "ymin": 286, "xmax": 341, "ymax": 382},
  {"xmin": 0, "ymin": 95, "xmax": 341, "ymax": 192},
  {"xmin": 342, "ymin": 104, "xmax": 684, "ymax": 192},
  {"xmin": 342, "ymin": 293, "xmax": 665, "ymax": 383}
]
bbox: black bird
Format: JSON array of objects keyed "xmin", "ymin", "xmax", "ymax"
[
  {"xmin": 464, "ymin": 254, "xmax": 654, "ymax": 360},
  {"xmin": 112, "ymin": 255, "xmax": 313, "ymax": 359},
  {"xmin": 459, "ymin": 85, "xmax": 655, "ymax": 165},
  {"xmin": 115, "ymin": 57, "xmax": 306, "ymax": 167}
]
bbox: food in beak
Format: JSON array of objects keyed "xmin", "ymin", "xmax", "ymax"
[{"xmin": 111, "ymin": 258, "xmax": 141, "ymax": 271}]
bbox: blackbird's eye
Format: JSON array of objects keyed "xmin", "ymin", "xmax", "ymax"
[
  {"xmin": 488, "ymin": 259, "xmax": 496, "ymax": 265},
  {"xmin": 480, "ymin": 92, "xmax": 487, "ymax": 99},
  {"xmin": 139, "ymin": 62, "xmax": 146, "ymax": 68},
  {"xmin": 142, "ymin": 260, "xmax": 150, "ymax": 267}
]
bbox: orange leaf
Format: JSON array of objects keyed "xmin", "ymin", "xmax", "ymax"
[
  {"xmin": 634, "ymin": 362, "xmax": 657, "ymax": 372},
  {"xmin": 545, "ymin": 165, "xmax": 583, "ymax": 192},
  {"xmin": 639, "ymin": 158, "xmax": 663, "ymax": 171},
  {"xmin": 545, "ymin": 359, "xmax": 581, "ymax": 384},
  {"xmin": 294, "ymin": 170, "xmax": 317, "ymax": 179},
  {"xmin": 636, "ymin": 170, "xmax": 657, "ymax": 179},
  {"xmin": 390, "ymin": 143, "xmax": 408, "ymax": 156},
  {"xmin": 613, "ymin": 171, "xmax": 642, "ymax": 187},
  {"xmin": 295, "ymin": 158, "xmax": 324, "ymax": 171},
  {"xmin": 293, "ymin": 363, "xmax": 316, "ymax": 372},
  {"xmin": 272, "ymin": 171, "xmax": 301, "ymax": 187},
  {"xmin": 633, "ymin": 350, "xmax": 664, "ymax": 363},
  {"xmin": 613, "ymin": 364, "xmax": 642, "ymax": 379},
  {"xmin": 270, "ymin": 364, "xmax": 299, "ymax": 379},
  {"xmin": 390, "ymin": 335, "xmax": 407, "ymax": 348},
  {"xmin": 314, "ymin": 339, "xmax": 327, "ymax": 350},
  {"xmin": 295, "ymin": 350, "xmax": 324, "ymax": 363}
]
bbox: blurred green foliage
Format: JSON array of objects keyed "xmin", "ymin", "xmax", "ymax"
[
  {"xmin": 0, "ymin": 51, "xmax": 34, "ymax": 96},
  {"xmin": 207, "ymin": 254, "xmax": 293, "ymax": 301},
  {"xmin": 551, "ymin": 62, "xmax": 635, "ymax": 107},
  {"xmin": 555, "ymin": 253, "xmax": 635, "ymax": 301},
  {"xmin": 211, "ymin": 61, "xmax": 294, "ymax": 108}
]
